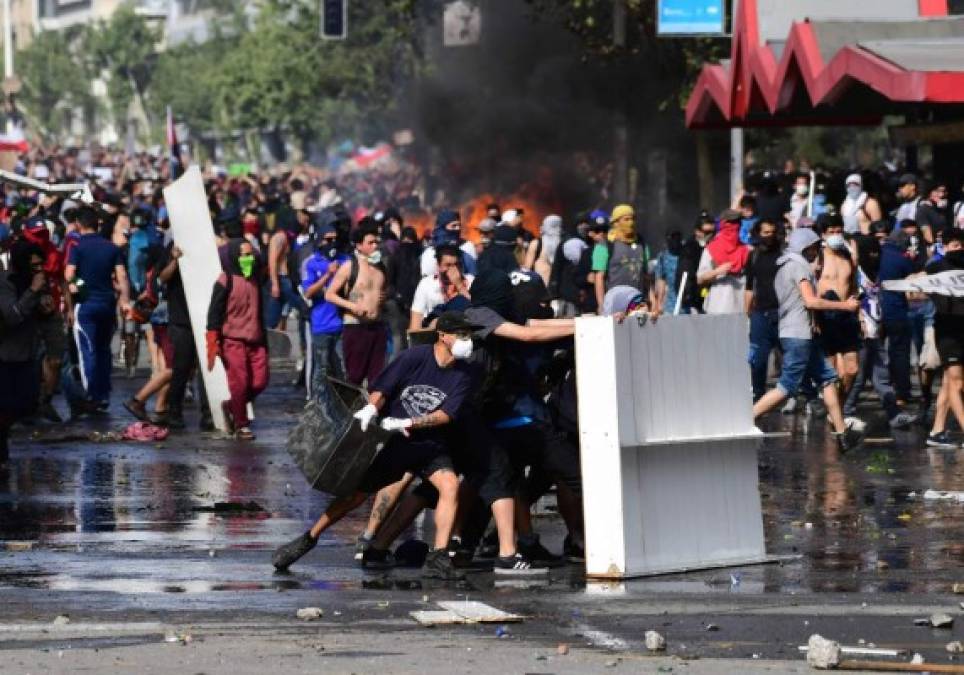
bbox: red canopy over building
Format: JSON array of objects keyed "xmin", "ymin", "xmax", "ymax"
[{"xmin": 686, "ymin": 0, "xmax": 964, "ymax": 129}]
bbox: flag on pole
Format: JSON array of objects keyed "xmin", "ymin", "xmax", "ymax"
[
  {"xmin": 0, "ymin": 119, "xmax": 28, "ymax": 154},
  {"xmin": 166, "ymin": 106, "xmax": 182, "ymax": 180}
]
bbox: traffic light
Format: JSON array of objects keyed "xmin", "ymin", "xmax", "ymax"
[{"xmin": 321, "ymin": 0, "xmax": 346, "ymax": 40}]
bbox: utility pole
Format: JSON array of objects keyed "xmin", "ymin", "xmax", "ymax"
[
  {"xmin": 3, "ymin": 0, "xmax": 13, "ymax": 79},
  {"xmin": 612, "ymin": 0, "xmax": 629, "ymax": 203}
]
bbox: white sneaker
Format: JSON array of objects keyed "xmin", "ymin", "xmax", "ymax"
[{"xmin": 845, "ymin": 417, "xmax": 867, "ymax": 433}]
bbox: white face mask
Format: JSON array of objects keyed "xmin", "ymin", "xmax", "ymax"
[
  {"xmin": 936, "ymin": 198, "xmax": 949, "ymax": 209},
  {"xmin": 795, "ymin": 185, "xmax": 809, "ymax": 197},
  {"xmin": 825, "ymin": 234, "xmax": 846, "ymax": 250},
  {"xmin": 451, "ymin": 338, "xmax": 473, "ymax": 360},
  {"xmin": 366, "ymin": 250, "xmax": 382, "ymax": 265},
  {"xmin": 846, "ymin": 186, "xmax": 862, "ymax": 200}
]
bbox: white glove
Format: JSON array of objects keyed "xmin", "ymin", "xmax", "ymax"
[
  {"xmin": 353, "ymin": 403, "xmax": 378, "ymax": 432},
  {"xmin": 380, "ymin": 417, "xmax": 413, "ymax": 433}
]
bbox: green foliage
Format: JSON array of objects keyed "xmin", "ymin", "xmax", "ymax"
[{"xmin": 16, "ymin": 27, "xmax": 96, "ymax": 139}]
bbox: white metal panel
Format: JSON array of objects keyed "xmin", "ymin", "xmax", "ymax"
[
  {"xmin": 756, "ymin": 0, "xmax": 918, "ymax": 44},
  {"xmin": 575, "ymin": 317, "xmax": 627, "ymax": 577},
  {"xmin": 163, "ymin": 166, "xmax": 232, "ymax": 432}
]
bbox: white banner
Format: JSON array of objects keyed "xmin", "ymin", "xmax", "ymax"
[
  {"xmin": 882, "ymin": 270, "xmax": 964, "ymax": 297},
  {"xmin": 162, "ymin": 166, "xmax": 232, "ymax": 431}
]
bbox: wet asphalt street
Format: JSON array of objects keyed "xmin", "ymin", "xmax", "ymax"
[{"xmin": 2, "ymin": 366, "xmax": 964, "ymax": 673}]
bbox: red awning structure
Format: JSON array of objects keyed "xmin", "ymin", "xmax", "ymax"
[{"xmin": 685, "ymin": 0, "xmax": 964, "ymax": 128}]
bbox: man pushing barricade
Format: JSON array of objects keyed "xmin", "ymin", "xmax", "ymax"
[{"xmin": 273, "ymin": 311, "xmax": 478, "ymax": 580}]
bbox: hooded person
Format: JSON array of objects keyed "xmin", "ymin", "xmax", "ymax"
[
  {"xmin": 206, "ymin": 238, "xmax": 269, "ymax": 440},
  {"xmin": 697, "ymin": 209, "xmax": 751, "ymax": 314},
  {"xmin": 477, "ymin": 225, "xmax": 520, "ymax": 276},
  {"xmin": 421, "ymin": 209, "xmax": 477, "ymax": 278},
  {"xmin": 753, "ymin": 226, "xmax": 865, "ymax": 452},
  {"xmin": 0, "ymin": 241, "xmax": 45, "ymax": 460},
  {"xmin": 592, "ymin": 204, "xmax": 649, "ymax": 311},
  {"xmin": 526, "ymin": 214, "xmax": 562, "ymax": 286}
]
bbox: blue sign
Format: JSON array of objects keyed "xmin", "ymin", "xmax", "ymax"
[{"xmin": 657, "ymin": 0, "xmax": 725, "ymax": 35}]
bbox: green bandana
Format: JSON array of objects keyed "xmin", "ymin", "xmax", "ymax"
[{"xmin": 238, "ymin": 254, "xmax": 255, "ymax": 278}]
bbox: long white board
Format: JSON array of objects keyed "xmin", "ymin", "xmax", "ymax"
[{"xmin": 162, "ymin": 166, "xmax": 232, "ymax": 431}]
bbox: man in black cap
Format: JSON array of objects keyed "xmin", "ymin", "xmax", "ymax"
[
  {"xmin": 895, "ymin": 173, "xmax": 921, "ymax": 228},
  {"xmin": 272, "ymin": 311, "xmax": 478, "ymax": 580}
]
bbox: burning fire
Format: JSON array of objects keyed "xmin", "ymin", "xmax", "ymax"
[{"xmin": 403, "ymin": 191, "xmax": 561, "ymax": 244}]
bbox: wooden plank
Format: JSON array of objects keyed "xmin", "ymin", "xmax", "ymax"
[{"xmin": 410, "ymin": 610, "xmax": 464, "ymax": 626}]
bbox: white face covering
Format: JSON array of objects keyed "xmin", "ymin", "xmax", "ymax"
[
  {"xmin": 846, "ymin": 186, "xmax": 862, "ymax": 200},
  {"xmin": 451, "ymin": 338, "xmax": 474, "ymax": 360},
  {"xmin": 367, "ymin": 250, "xmax": 382, "ymax": 265},
  {"xmin": 795, "ymin": 184, "xmax": 809, "ymax": 197},
  {"xmin": 936, "ymin": 198, "xmax": 949, "ymax": 209},
  {"xmin": 825, "ymin": 234, "xmax": 846, "ymax": 250}
]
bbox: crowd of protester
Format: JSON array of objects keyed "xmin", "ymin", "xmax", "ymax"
[{"xmin": 0, "ymin": 146, "xmax": 962, "ymax": 580}]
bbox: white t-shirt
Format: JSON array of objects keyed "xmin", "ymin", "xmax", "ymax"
[
  {"xmin": 840, "ymin": 192, "xmax": 868, "ymax": 234},
  {"xmin": 421, "ymin": 242, "xmax": 477, "ymax": 278},
  {"xmin": 410, "ymin": 273, "xmax": 474, "ymax": 323},
  {"xmin": 698, "ymin": 248, "xmax": 746, "ymax": 315}
]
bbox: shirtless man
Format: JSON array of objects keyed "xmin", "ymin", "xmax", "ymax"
[
  {"xmin": 816, "ymin": 215, "xmax": 860, "ymax": 394},
  {"xmin": 325, "ymin": 219, "xmax": 388, "ymax": 385},
  {"xmin": 267, "ymin": 225, "xmax": 291, "ymax": 329}
]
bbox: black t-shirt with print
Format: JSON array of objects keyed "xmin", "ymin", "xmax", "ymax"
[{"xmin": 370, "ymin": 344, "xmax": 474, "ymax": 439}]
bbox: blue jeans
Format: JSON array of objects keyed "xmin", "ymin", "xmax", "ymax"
[
  {"xmin": 844, "ymin": 337, "xmax": 900, "ymax": 419},
  {"xmin": 266, "ymin": 275, "xmax": 308, "ymax": 330},
  {"xmin": 882, "ymin": 318, "xmax": 912, "ymax": 401},
  {"xmin": 748, "ymin": 309, "xmax": 779, "ymax": 400},
  {"xmin": 777, "ymin": 337, "xmax": 838, "ymax": 397},
  {"xmin": 309, "ymin": 332, "xmax": 345, "ymax": 416}
]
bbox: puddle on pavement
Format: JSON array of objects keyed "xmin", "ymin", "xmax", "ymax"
[{"xmin": 2, "ymin": 394, "xmax": 964, "ymax": 597}]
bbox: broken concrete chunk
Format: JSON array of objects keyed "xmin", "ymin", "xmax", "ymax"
[
  {"xmin": 953, "ymin": 583, "xmax": 964, "ymax": 594},
  {"xmin": 946, "ymin": 641, "xmax": 964, "ymax": 654},
  {"xmin": 911, "ymin": 653, "xmax": 925, "ymax": 665},
  {"xmin": 806, "ymin": 634, "xmax": 841, "ymax": 670},
  {"xmin": 296, "ymin": 607, "xmax": 324, "ymax": 621},
  {"xmin": 52, "ymin": 615, "xmax": 70, "ymax": 626},
  {"xmin": 930, "ymin": 612, "xmax": 954, "ymax": 628},
  {"xmin": 645, "ymin": 630, "xmax": 666, "ymax": 651}
]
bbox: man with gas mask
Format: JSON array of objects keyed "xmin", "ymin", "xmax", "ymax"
[
  {"xmin": 272, "ymin": 311, "xmax": 477, "ymax": 580},
  {"xmin": 752, "ymin": 228, "xmax": 865, "ymax": 452},
  {"xmin": 206, "ymin": 240, "xmax": 269, "ymax": 440}
]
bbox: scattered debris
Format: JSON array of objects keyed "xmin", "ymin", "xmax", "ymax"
[
  {"xmin": 924, "ymin": 490, "xmax": 964, "ymax": 503},
  {"xmin": 296, "ymin": 607, "xmax": 324, "ymax": 621},
  {"xmin": 604, "ymin": 658, "xmax": 620, "ymax": 667},
  {"xmin": 495, "ymin": 625, "xmax": 509, "ymax": 638},
  {"xmin": 208, "ymin": 549, "xmax": 216, "ymax": 558},
  {"xmin": 705, "ymin": 624, "xmax": 720, "ymax": 632},
  {"xmin": 947, "ymin": 641, "xmax": 964, "ymax": 654},
  {"xmin": 911, "ymin": 653, "xmax": 925, "ymax": 665},
  {"xmin": 5, "ymin": 541, "xmax": 34, "ymax": 551},
  {"xmin": 191, "ymin": 501, "xmax": 265, "ymax": 513},
  {"xmin": 954, "ymin": 583, "xmax": 964, "ymax": 594},
  {"xmin": 806, "ymin": 634, "xmax": 841, "ymax": 669},
  {"xmin": 164, "ymin": 630, "xmax": 192, "ymax": 645},
  {"xmin": 52, "ymin": 615, "xmax": 70, "ymax": 626},
  {"xmin": 930, "ymin": 613, "xmax": 955, "ymax": 628},
  {"xmin": 557, "ymin": 643, "xmax": 570, "ymax": 655},
  {"xmin": 876, "ymin": 560, "xmax": 890, "ymax": 571},
  {"xmin": 410, "ymin": 601, "xmax": 523, "ymax": 626},
  {"xmin": 799, "ymin": 645, "xmax": 906, "ymax": 658},
  {"xmin": 645, "ymin": 630, "xmax": 666, "ymax": 651}
]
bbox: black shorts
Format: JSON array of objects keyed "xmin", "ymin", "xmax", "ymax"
[
  {"xmin": 818, "ymin": 311, "xmax": 861, "ymax": 356},
  {"xmin": 494, "ymin": 422, "xmax": 581, "ymax": 491},
  {"xmin": 936, "ymin": 316, "xmax": 964, "ymax": 366},
  {"xmin": 358, "ymin": 435, "xmax": 454, "ymax": 495}
]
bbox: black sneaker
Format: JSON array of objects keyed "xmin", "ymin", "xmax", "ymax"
[
  {"xmin": 38, "ymin": 399, "xmax": 63, "ymax": 424},
  {"xmin": 476, "ymin": 530, "xmax": 499, "ymax": 559},
  {"xmin": 927, "ymin": 431, "xmax": 957, "ymax": 449},
  {"xmin": 272, "ymin": 531, "xmax": 318, "ymax": 571},
  {"xmin": 517, "ymin": 536, "xmax": 564, "ymax": 568},
  {"xmin": 354, "ymin": 534, "xmax": 373, "ymax": 562},
  {"xmin": 361, "ymin": 547, "xmax": 396, "ymax": 570},
  {"xmin": 563, "ymin": 535, "xmax": 585, "ymax": 563},
  {"xmin": 122, "ymin": 397, "xmax": 147, "ymax": 422},
  {"xmin": 494, "ymin": 553, "xmax": 549, "ymax": 576},
  {"xmin": 151, "ymin": 411, "xmax": 170, "ymax": 427},
  {"xmin": 835, "ymin": 427, "xmax": 864, "ymax": 453},
  {"xmin": 421, "ymin": 549, "xmax": 464, "ymax": 580}
]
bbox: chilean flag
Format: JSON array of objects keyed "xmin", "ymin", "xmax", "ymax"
[
  {"xmin": 166, "ymin": 106, "xmax": 182, "ymax": 180},
  {"xmin": 0, "ymin": 119, "xmax": 28, "ymax": 154}
]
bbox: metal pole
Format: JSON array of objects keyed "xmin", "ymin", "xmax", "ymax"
[
  {"xmin": 730, "ymin": 127, "xmax": 743, "ymax": 201},
  {"xmin": 2, "ymin": 0, "xmax": 12, "ymax": 79},
  {"xmin": 612, "ymin": 0, "xmax": 629, "ymax": 202}
]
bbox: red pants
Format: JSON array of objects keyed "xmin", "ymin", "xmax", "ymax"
[{"xmin": 221, "ymin": 338, "xmax": 269, "ymax": 427}]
